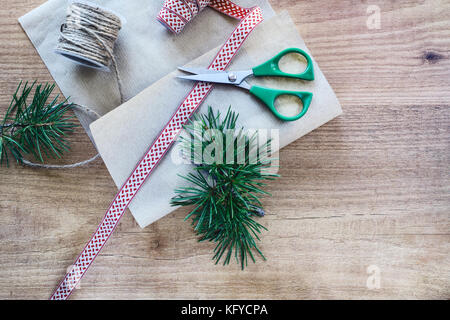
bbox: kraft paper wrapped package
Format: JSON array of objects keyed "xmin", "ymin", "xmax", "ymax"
[
  {"xmin": 91, "ymin": 12, "xmax": 342, "ymax": 227},
  {"xmin": 19, "ymin": 1, "xmax": 342, "ymax": 228}
]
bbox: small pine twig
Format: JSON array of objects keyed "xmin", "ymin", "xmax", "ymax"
[
  {"xmin": 171, "ymin": 106, "xmax": 279, "ymax": 269},
  {"xmin": 0, "ymin": 81, "xmax": 78, "ymax": 166}
]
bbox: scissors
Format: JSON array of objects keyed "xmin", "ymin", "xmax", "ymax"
[{"xmin": 178, "ymin": 48, "xmax": 315, "ymax": 121}]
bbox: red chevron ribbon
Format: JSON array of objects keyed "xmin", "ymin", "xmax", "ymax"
[
  {"xmin": 157, "ymin": 0, "xmax": 253, "ymax": 33},
  {"xmin": 50, "ymin": 0, "xmax": 263, "ymax": 300}
]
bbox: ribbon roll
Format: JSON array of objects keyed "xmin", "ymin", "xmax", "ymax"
[
  {"xmin": 158, "ymin": 0, "xmax": 211, "ymax": 33},
  {"xmin": 51, "ymin": 0, "xmax": 263, "ymax": 300}
]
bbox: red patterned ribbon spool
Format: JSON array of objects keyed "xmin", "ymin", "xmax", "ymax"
[
  {"xmin": 50, "ymin": 0, "xmax": 263, "ymax": 300},
  {"xmin": 158, "ymin": 0, "xmax": 211, "ymax": 33}
]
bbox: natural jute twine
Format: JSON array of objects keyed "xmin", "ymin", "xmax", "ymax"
[
  {"xmin": 21, "ymin": 104, "xmax": 101, "ymax": 169},
  {"xmin": 26, "ymin": 2, "xmax": 124, "ymax": 169},
  {"xmin": 56, "ymin": 1, "xmax": 124, "ymax": 103}
]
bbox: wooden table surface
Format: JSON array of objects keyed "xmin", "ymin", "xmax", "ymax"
[{"xmin": 0, "ymin": 0, "xmax": 449, "ymax": 300}]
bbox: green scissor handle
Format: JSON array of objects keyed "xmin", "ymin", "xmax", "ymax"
[
  {"xmin": 249, "ymin": 85, "xmax": 313, "ymax": 121},
  {"xmin": 252, "ymin": 48, "xmax": 315, "ymax": 81}
]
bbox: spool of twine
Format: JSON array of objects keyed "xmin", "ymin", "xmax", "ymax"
[
  {"xmin": 36, "ymin": 1, "xmax": 124, "ymax": 169},
  {"xmin": 56, "ymin": 1, "xmax": 124, "ymax": 103}
]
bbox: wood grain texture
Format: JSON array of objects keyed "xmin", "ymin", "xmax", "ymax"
[{"xmin": 0, "ymin": 0, "xmax": 449, "ymax": 300}]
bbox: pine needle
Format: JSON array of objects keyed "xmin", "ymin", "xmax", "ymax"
[
  {"xmin": 171, "ymin": 106, "xmax": 279, "ymax": 269},
  {"xmin": 0, "ymin": 82, "xmax": 78, "ymax": 166}
]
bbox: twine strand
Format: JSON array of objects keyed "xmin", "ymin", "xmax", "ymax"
[
  {"xmin": 21, "ymin": 104, "xmax": 101, "ymax": 169},
  {"xmin": 36, "ymin": 1, "xmax": 126, "ymax": 169},
  {"xmin": 21, "ymin": 154, "xmax": 100, "ymax": 169}
]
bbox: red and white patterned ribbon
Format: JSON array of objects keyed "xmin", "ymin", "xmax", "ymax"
[
  {"xmin": 50, "ymin": 0, "xmax": 262, "ymax": 300},
  {"xmin": 158, "ymin": 0, "xmax": 209, "ymax": 33}
]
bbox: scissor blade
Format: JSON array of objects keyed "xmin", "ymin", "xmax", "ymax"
[
  {"xmin": 177, "ymin": 73, "xmax": 234, "ymax": 84},
  {"xmin": 177, "ymin": 66, "xmax": 223, "ymax": 75},
  {"xmin": 177, "ymin": 69, "xmax": 254, "ymax": 85}
]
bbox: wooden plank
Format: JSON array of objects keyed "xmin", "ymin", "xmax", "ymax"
[{"xmin": 0, "ymin": 0, "xmax": 448, "ymax": 299}]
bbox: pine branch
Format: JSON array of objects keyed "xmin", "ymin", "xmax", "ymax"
[
  {"xmin": 0, "ymin": 81, "xmax": 78, "ymax": 166},
  {"xmin": 171, "ymin": 106, "xmax": 279, "ymax": 269}
]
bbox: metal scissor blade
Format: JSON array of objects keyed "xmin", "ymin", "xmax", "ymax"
[
  {"xmin": 177, "ymin": 73, "xmax": 234, "ymax": 84},
  {"xmin": 177, "ymin": 66, "xmax": 224, "ymax": 75},
  {"xmin": 177, "ymin": 69, "xmax": 254, "ymax": 85}
]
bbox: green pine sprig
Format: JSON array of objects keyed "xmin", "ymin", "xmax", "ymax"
[
  {"xmin": 0, "ymin": 81, "xmax": 78, "ymax": 166},
  {"xmin": 171, "ymin": 107, "xmax": 279, "ymax": 269}
]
